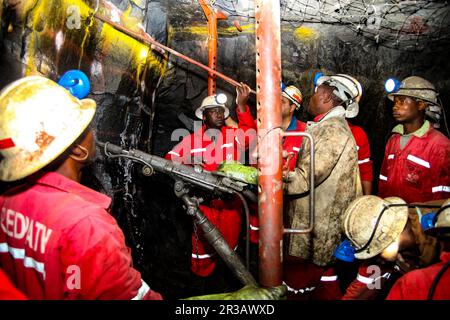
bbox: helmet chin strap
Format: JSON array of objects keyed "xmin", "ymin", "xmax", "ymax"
[{"xmin": 331, "ymin": 82, "xmax": 355, "ymax": 108}]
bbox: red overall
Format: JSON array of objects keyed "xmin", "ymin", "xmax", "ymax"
[
  {"xmin": 348, "ymin": 122, "xmax": 373, "ymax": 183},
  {"xmin": 166, "ymin": 106, "xmax": 256, "ymax": 276},
  {"xmin": 0, "ymin": 172, "xmax": 162, "ymax": 299},
  {"xmin": 379, "ymin": 124, "xmax": 450, "ymax": 203},
  {"xmin": 386, "ymin": 252, "xmax": 450, "ymax": 300},
  {"xmin": 283, "ymin": 117, "xmax": 307, "ymax": 172}
]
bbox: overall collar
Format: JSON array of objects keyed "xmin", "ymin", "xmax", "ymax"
[{"xmin": 392, "ymin": 120, "xmax": 430, "ymax": 138}]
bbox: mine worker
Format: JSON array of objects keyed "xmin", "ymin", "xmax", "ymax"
[
  {"xmin": 386, "ymin": 198, "xmax": 450, "ymax": 300},
  {"xmin": 244, "ymin": 83, "xmax": 306, "ymax": 245},
  {"xmin": 378, "ymin": 76, "xmax": 450, "ymax": 203},
  {"xmin": 165, "ymin": 83, "xmax": 256, "ymax": 278},
  {"xmin": 279, "ymin": 81, "xmax": 373, "ymax": 193},
  {"xmin": 282, "ymin": 74, "xmax": 363, "ymax": 299},
  {"xmin": 167, "ymin": 83, "xmax": 256, "ymax": 170},
  {"xmin": 0, "ymin": 76, "xmax": 162, "ymax": 299},
  {"xmin": 280, "ymin": 79, "xmax": 372, "ymax": 193},
  {"xmin": 334, "ymin": 122, "xmax": 378, "ymax": 285},
  {"xmin": 278, "ymin": 79, "xmax": 372, "ymax": 193},
  {"xmin": 280, "ymin": 84, "xmax": 307, "ymax": 172},
  {"xmin": 339, "ymin": 195, "xmax": 442, "ymax": 300},
  {"xmin": 251, "ymin": 81, "xmax": 372, "ymax": 248},
  {"xmin": 225, "ymin": 82, "xmax": 305, "ymax": 172},
  {"xmin": 312, "ymin": 74, "xmax": 373, "ymax": 195}
]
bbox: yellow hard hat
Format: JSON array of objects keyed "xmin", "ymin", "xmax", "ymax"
[
  {"xmin": 0, "ymin": 76, "xmax": 96, "ymax": 181},
  {"xmin": 195, "ymin": 94, "xmax": 230, "ymax": 120},
  {"xmin": 343, "ymin": 195, "xmax": 408, "ymax": 259}
]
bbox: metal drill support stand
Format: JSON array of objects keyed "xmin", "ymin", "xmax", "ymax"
[{"xmin": 173, "ymin": 179, "xmax": 257, "ymax": 287}]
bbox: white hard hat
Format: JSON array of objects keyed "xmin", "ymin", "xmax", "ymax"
[
  {"xmin": 195, "ymin": 94, "xmax": 230, "ymax": 120},
  {"xmin": 316, "ymin": 74, "xmax": 363, "ymax": 118},
  {"xmin": 343, "ymin": 195, "xmax": 408, "ymax": 259},
  {"xmin": 282, "ymin": 85, "xmax": 303, "ymax": 109},
  {"xmin": 0, "ymin": 76, "xmax": 96, "ymax": 181}
]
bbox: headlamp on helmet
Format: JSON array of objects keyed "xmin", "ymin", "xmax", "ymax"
[
  {"xmin": 425, "ymin": 200, "xmax": 450, "ymax": 238},
  {"xmin": 333, "ymin": 239, "xmax": 356, "ymax": 262},
  {"xmin": 58, "ymin": 70, "xmax": 90, "ymax": 99},
  {"xmin": 385, "ymin": 78, "xmax": 402, "ymax": 94},
  {"xmin": 421, "ymin": 212, "xmax": 437, "ymax": 232},
  {"xmin": 195, "ymin": 94, "xmax": 230, "ymax": 120},
  {"xmin": 313, "ymin": 72, "xmax": 324, "ymax": 89},
  {"xmin": 215, "ymin": 93, "xmax": 227, "ymax": 105}
]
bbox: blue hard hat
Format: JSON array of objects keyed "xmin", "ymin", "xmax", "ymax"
[
  {"xmin": 58, "ymin": 70, "xmax": 90, "ymax": 99},
  {"xmin": 334, "ymin": 239, "xmax": 356, "ymax": 262}
]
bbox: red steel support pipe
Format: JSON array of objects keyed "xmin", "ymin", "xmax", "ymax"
[
  {"xmin": 199, "ymin": 0, "xmax": 227, "ymax": 95},
  {"xmin": 255, "ymin": 0, "xmax": 284, "ymax": 287}
]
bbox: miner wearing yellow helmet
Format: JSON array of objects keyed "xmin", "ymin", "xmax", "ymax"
[
  {"xmin": 0, "ymin": 76, "xmax": 162, "ymax": 300},
  {"xmin": 0, "ymin": 76, "xmax": 286, "ymax": 301},
  {"xmin": 339, "ymin": 195, "xmax": 442, "ymax": 300},
  {"xmin": 386, "ymin": 198, "xmax": 450, "ymax": 300}
]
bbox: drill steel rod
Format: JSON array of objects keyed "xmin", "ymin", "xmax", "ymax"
[{"xmin": 181, "ymin": 193, "xmax": 257, "ymax": 286}]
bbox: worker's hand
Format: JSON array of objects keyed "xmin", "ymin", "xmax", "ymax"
[
  {"xmin": 282, "ymin": 152, "xmax": 294, "ymax": 181},
  {"xmin": 282, "ymin": 152, "xmax": 294, "ymax": 177},
  {"xmin": 236, "ymin": 82, "xmax": 251, "ymax": 111},
  {"xmin": 282, "ymin": 170, "xmax": 289, "ymax": 182},
  {"xmin": 184, "ymin": 284, "xmax": 287, "ymax": 300}
]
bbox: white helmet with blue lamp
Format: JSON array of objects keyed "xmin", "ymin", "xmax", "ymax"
[{"xmin": 314, "ymin": 72, "xmax": 363, "ymax": 118}]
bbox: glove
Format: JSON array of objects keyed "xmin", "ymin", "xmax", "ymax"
[
  {"xmin": 216, "ymin": 161, "xmax": 258, "ymax": 185},
  {"xmin": 184, "ymin": 285, "xmax": 286, "ymax": 300}
]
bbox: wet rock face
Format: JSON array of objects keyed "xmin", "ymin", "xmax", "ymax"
[{"xmin": 1, "ymin": 0, "xmax": 450, "ymax": 299}]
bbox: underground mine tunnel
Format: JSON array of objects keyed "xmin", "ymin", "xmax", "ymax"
[{"xmin": 0, "ymin": 0, "xmax": 449, "ymax": 300}]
